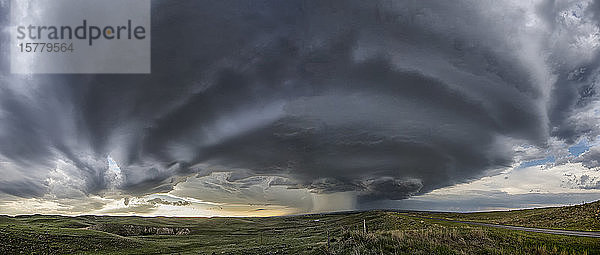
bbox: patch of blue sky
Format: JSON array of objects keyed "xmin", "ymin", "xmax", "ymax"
[
  {"xmin": 107, "ymin": 156, "xmax": 122, "ymax": 173},
  {"xmin": 568, "ymin": 139, "xmax": 589, "ymax": 157},
  {"xmin": 517, "ymin": 155, "xmax": 555, "ymax": 169}
]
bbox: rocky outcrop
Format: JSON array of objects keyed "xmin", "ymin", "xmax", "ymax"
[{"xmin": 88, "ymin": 224, "xmax": 191, "ymax": 236}]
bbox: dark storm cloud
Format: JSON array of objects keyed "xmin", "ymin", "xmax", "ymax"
[
  {"xmin": 573, "ymin": 147, "xmax": 600, "ymax": 169},
  {"xmin": 0, "ymin": 0, "xmax": 598, "ymax": 203},
  {"xmin": 545, "ymin": 1, "xmax": 600, "ymax": 143}
]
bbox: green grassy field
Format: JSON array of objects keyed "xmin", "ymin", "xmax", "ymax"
[
  {"xmin": 408, "ymin": 200, "xmax": 600, "ymax": 232},
  {"xmin": 1, "ymin": 201, "xmax": 599, "ymax": 254}
]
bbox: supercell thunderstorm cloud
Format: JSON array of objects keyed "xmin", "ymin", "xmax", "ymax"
[{"xmin": 2, "ymin": 0, "xmax": 600, "ymax": 215}]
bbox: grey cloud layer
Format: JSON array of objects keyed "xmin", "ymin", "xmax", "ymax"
[
  {"xmin": 363, "ymin": 191, "xmax": 600, "ymax": 212},
  {"xmin": 0, "ymin": 0, "xmax": 599, "ymax": 205}
]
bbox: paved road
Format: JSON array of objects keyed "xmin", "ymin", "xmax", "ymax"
[{"xmin": 420, "ymin": 217, "xmax": 600, "ymax": 238}]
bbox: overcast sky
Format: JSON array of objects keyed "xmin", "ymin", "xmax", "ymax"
[{"xmin": 1, "ymin": 0, "xmax": 600, "ymax": 216}]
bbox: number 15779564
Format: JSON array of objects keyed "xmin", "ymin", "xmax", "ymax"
[{"xmin": 18, "ymin": 42, "xmax": 74, "ymax": 53}]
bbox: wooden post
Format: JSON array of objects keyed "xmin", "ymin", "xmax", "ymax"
[
  {"xmin": 326, "ymin": 228, "xmax": 330, "ymax": 251},
  {"xmin": 363, "ymin": 219, "xmax": 367, "ymax": 233}
]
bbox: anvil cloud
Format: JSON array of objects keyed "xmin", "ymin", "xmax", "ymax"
[{"xmin": 1, "ymin": 0, "xmax": 600, "ymax": 215}]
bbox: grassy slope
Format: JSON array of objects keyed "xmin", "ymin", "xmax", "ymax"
[
  {"xmin": 0, "ymin": 207, "xmax": 599, "ymax": 255},
  {"xmin": 408, "ymin": 200, "xmax": 600, "ymax": 232}
]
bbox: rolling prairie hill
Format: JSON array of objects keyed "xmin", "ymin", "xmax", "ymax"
[
  {"xmin": 0, "ymin": 201, "xmax": 599, "ymax": 254},
  {"xmin": 407, "ymin": 200, "xmax": 600, "ymax": 232}
]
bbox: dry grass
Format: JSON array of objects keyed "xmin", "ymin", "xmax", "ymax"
[{"xmin": 320, "ymin": 224, "xmax": 594, "ymax": 255}]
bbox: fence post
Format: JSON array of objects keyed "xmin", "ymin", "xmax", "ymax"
[{"xmin": 363, "ymin": 219, "xmax": 367, "ymax": 233}]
